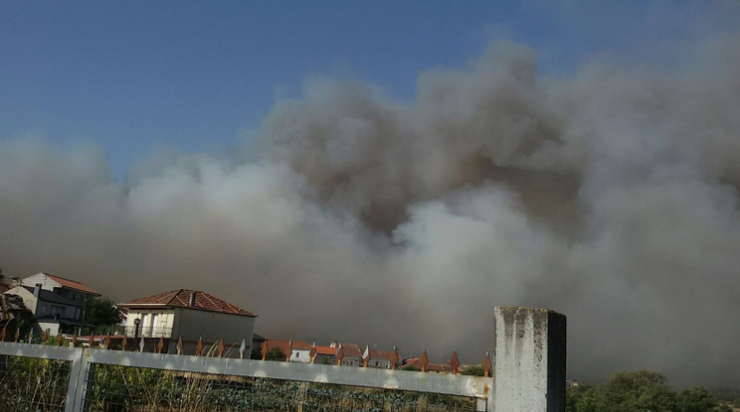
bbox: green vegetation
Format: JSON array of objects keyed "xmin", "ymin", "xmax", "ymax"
[
  {"xmin": 567, "ymin": 371, "xmax": 728, "ymax": 412},
  {"xmin": 84, "ymin": 298, "xmax": 122, "ymax": 329},
  {"xmin": 461, "ymin": 365, "xmax": 485, "ymax": 376},
  {"xmin": 0, "ymin": 354, "xmax": 70, "ymax": 411},
  {"xmin": 264, "ymin": 346, "xmax": 285, "ymax": 361}
]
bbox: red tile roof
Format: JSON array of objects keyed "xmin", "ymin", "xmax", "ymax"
[
  {"xmin": 119, "ymin": 289, "xmax": 256, "ymax": 317},
  {"xmin": 340, "ymin": 343, "xmax": 362, "ymax": 358},
  {"xmin": 402, "ymin": 358, "xmax": 459, "ymax": 373},
  {"xmin": 315, "ymin": 346, "xmax": 338, "ymax": 356},
  {"xmin": 370, "ymin": 350, "xmax": 395, "ymax": 360},
  {"xmin": 45, "ymin": 274, "xmax": 101, "ymax": 296}
]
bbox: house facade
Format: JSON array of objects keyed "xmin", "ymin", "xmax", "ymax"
[
  {"xmin": 261, "ymin": 339, "xmax": 312, "ymax": 362},
  {"xmin": 118, "ymin": 289, "xmax": 257, "ymax": 358},
  {"xmin": 363, "ymin": 346, "xmax": 395, "ymax": 369},
  {"xmin": 1, "ymin": 273, "xmax": 100, "ymax": 335}
]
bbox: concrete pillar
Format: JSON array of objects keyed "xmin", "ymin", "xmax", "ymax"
[{"xmin": 490, "ymin": 307, "xmax": 566, "ymax": 412}]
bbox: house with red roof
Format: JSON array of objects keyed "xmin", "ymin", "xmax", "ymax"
[
  {"xmin": 2, "ymin": 272, "xmax": 101, "ymax": 335},
  {"xmin": 261, "ymin": 339, "xmax": 313, "ymax": 362},
  {"xmin": 118, "ymin": 289, "xmax": 257, "ymax": 358}
]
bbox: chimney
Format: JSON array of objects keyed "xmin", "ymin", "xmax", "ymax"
[
  {"xmin": 34, "ymin": 283, "xmax": 42, "ymax": 298},
  {"xmin": 188, "ymin": 291, "xmax": 196, "ymax": 307}
]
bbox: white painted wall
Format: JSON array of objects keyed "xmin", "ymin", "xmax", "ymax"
[
  {"xmin": 20, "ymin": 273, "xmax": 61, "ymax": 292},
  {"xmin": 289, "ymin": 349, "xmax": 312, "ymax": 363},
  {"xmin": 123, "ymin": 308, "xmax": 176, "ymax": 337},
  {"xmin": 36, "ymin": 321, "xmax": 60, "ymax": 336},
  {"xmin": 3, "ymin": 286, "xmax": 38, "ymax": 314}
]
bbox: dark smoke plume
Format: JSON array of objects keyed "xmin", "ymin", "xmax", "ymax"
[{"xmin": 2, "ymin": 36, "xmax": 740, "ymax": 386}]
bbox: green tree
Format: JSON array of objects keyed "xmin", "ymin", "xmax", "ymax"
[
  {"xmin": 84, "ymin": 298, "xmax": 122, "ymax": 329},
  {"xmin": 677, "ymin": 387, "xmax": 719, "ymax": 412},
  {"xmin": 566, "ymin": 371, "xmax": 726, "ymax": 412},
  {"xmin": 265, "ymin": 347, "xmax": 285, "ymax": 361}
]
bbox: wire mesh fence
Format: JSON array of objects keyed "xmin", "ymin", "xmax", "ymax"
[
  {"xmin": 82, "ymin": 363, "xmax": 480, "ymax": 412},
  {"xmin": 0, "ymin": 353, "xmax": 72, "ymax": 412}
]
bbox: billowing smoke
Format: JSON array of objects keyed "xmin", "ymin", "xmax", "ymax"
[{"xmin": 2, "ymin": 35, "xmax": 739, "ymax": 386}]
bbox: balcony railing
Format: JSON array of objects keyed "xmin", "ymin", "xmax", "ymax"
[{"xmin": 121, "ymin": 326, "xmax": 173, "ymax": 339}]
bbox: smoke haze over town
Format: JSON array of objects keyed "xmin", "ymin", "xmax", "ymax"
[{"xmin": 1, "ymin": 1, "xmax": 739, "ymax": 388}]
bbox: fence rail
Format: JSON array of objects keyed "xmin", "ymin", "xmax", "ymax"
[
  {"xmin": 0, "ymin": 306, "xmax": 567, "ymax": 412},
  {"xmin": 0, "ymin": 341, "xmax": 490, "ymax": 412}
]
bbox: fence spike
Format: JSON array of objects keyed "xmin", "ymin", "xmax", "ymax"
[
  {"xmin": 309, "ymin": 342, "xmax": 317, "ymax": 363},
  {"xmin": 71, "ymin": 331, "xmax": 78, "ymax": 347},
  {"xmin": 196, "ymin": 337, "xmax": 203, "ymax": 357},
  {"xmin": 450, "ymin": 350, "xmax": 460, "ymax": 375},
  {"xmin": 156, "ymin": 337, "xmax": 164, "ymax": 354},
  {"xmin": 362, "ymin": 345, "xmax": 370, "ymax": 368},
  {"xmin": 481, "ymin": 352, "xmax": 491, "ymax": 377},
  {"xmin": 390, "ymin": 347, "xmax": 400, "ymax": 370},
  {"xmin": 121, "ymin": 335, "xmax": 127, "ymax": 351},
  {"xmin": 139, "ymin": 336, "xmax": 145, "ymax": 353},
  {"xmin": 89, "ymin": 332, "xmax": 95, "ymax": 349},
  {"xmin": 0, "ymin": 324, "xmax": 6, "ymax": 342},
  {"xmin": 419, "ymin": 349, "xmax": 429, "ymax": 373},
  {"xmin": 15, "ymin": 328, "xmax": 20, "ymax": 343},
  {"xmin": 336, "ymin": 344, "xmax": 345, "ymax": 366},
  {"xmin": 57, "ymin": 331, "xmax": 64, "ymax": 346},
  {"xmin": 177, "ymin": 336, "xmax": 183, "ymax": 355},
  {"xmin": 239, "ymin": 339, "xmax": 247, "ymax": 359},
  {"xmin": 103, "ymin": 333, "xmax": 111, "ymax": 350},
  {"xmin": 42, "ymin": 330, "xmax": 48, "ymax": 345},
  {"xmin": 218, "ymin": 338, "xmax": 225, "ymax": 358}
]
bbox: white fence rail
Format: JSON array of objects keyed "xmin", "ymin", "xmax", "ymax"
[
  {"xmin": 0, "ymin": 306, "xmax": 566, "ymax": 412},
  {"xmin": 0, "ymin": 342, "xmax": 490, "ymax": 411}
]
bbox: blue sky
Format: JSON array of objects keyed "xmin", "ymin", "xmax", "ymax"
[{"xmin": 1, "ymin": 1, "xmax": 738, "ymax": 177}]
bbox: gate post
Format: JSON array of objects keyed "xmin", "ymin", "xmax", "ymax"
[{"xmin": 489, "ymin": 307, "xmax": 566, "ymax": 412}]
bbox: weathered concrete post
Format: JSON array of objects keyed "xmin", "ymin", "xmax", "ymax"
[{"xmin": 490, "ymin": 307, "xmax": 566, "ymax": 412}]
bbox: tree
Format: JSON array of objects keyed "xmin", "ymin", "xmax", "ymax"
[
  {"xmin": 677, "ymin": 387, "xmax": 719, "ymax": 412},
  {"xmin": 565, "ymin": 371, "xmax": 725, "ymax": 412},
  {"xmin": 265, "ymin": 347, "xmax": 285, "ymax": 361},
  {"xmin": 84, "ymin": 298, "xmax": 122, "ymax": 329}
]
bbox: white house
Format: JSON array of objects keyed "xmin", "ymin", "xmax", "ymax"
[
  {"xmin": 2, "ymin": 272, "xmax": 101, "ymax": 335},
  {"xmin": 118, "ymin": 289, "xmax": 257, "ymax": 357}
]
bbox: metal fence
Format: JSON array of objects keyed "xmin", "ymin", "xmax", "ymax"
[{"xmin": 0, "ymin": 342, "xmax": 490, "ymax": 412}]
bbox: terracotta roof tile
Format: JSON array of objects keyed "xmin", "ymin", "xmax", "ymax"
[
  {"xmin": 120, "ymin": 289, "xmax": 256, "ymax": 317},
  {"xmin": 340, "ymin": 343, "xmax": 362, "ymax": 358},
  {"xmin": 315, "ymin": 346, "xmax": 337, "ymax": 356},
  {"xmin": 370, "ymin": 350, "xmax": 395, "ymax": 360},
  {"xmin": 44, "ymin": 274, "xmax": 101, "ymax": 296}
]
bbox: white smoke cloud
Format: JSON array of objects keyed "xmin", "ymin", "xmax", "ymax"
[{"xmin": 2, "ymin": 35, "xmax": 740, "ymax": 385}]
